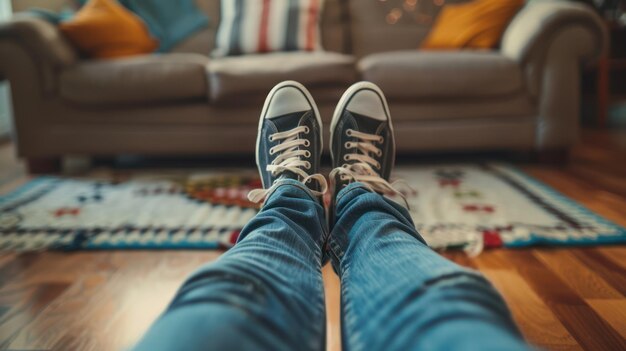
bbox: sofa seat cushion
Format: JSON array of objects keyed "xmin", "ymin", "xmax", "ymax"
[
  {"xmin": 208, "ymin": 52, "xmax": 357, "ymax": 103},
  {"xmin": 359, "ymin": 51, "xmax": 524, "ymax": 99},
  {"xmin": 60, "ymin": 53, "xmax": 210, "ymax": 105}
]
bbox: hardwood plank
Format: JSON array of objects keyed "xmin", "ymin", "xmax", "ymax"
[
  {"xmin": 596, "ymin": 246, "xmax": 626, "ymax": 270},
  {"xmin": 477, "ymin": 269, "xmax": 580, "ymax": 350},
  {"xmin": 550, "ymin": 303, "xmax": 626, "ymax": 351},
  {"xmin": 571, "ymin": 248, "xmax": 626, "ymax": 296},
  {"xmin": 469, "ymin": 249, "xmax": 516, "ymax": 270},
  {"xmin": 441, "ymin": 250, "xmax": 479, "ymax": 269},
  {"xmin": 0, "ymin": 252, "xmax": 110, "ymax": 288},
  {"xmin": 534, "ymin": 249, "xmax": 622, "ymax": 299},
  {"xmin": 586, "ymin": 299, "xmax": 626, "ymax": 339},
  {"xmin": 6, "ymin": 251, "xmax": 221, "ymax": 351},
  {"xmin": 6, "ymin": 271, "xmax": 115, "ymax": 350},
  {"xmin": 567, "ymin": 164, "xmax": 626, "ymax": 197},
  {"xmin": 323, "ymin": 264, "xmax": 341, "ymax": 351},
  {"xmin": 0, "ymin": 283, "xmax": 70, "ymax": 349},
  {"xmin": 0, "ymin": 252, "xmax": 16, "ymax": 270},
  {"xmin": 0, "ymin": 253, "xmax": 40, "ymax": 289},
  {"xmin": 504, "ymin": 250, "xmax": 626, "ymax": 350}
]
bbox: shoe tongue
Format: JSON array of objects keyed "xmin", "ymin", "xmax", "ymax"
[
  {"xmin": 350, "ymin": 113, "xmax": 384, "ymax": 135},
  {"xmin": 271, "ymin": 111, "xmax": 307, "ymax": 131}
]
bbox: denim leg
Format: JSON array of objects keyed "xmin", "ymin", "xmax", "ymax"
[
  {"xmin": 132, "ymin": 179, "xmax": 327, "ymax": 351},
  {"xmin": 328, "ymin": 183, "xmax": 531, "ymax": 351}
]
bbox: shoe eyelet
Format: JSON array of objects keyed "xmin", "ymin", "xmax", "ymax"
[
  {"xmin": 303, "ymin": 140, "xmax": 310, "ymax": 147},
  {"xmin": 346, "ymin": 129, "xmax": 353, "ymax": 136},
  {"xmin": 344, "ymin": 142, "xmax": 351, "ymax": 148},
  {"xmin": 303, "ymin": 126, "xmax": 310, "ymax": 134},
  {"xmin": 340, "ymin": 175, "xmax": 347, "ymax": 180},
  {"xmin": 342, "ymin": 163, "xmax": 348, "ymax": 168},
  {"xmin": 269, "ymin": 147, "xmax": 275, "ymax": 155},
  {"xmin": 305, "ymin": 161, "xmax": 311, "ymax": 169},
  {"xmin": 304, "ymin": 150, "xmax": 311, "ymax": 158},
  {"xmin": 378, "ymin": 137, "xmax": 384, "ymax": 143},
  {"xmin": 343, "ymin": 154, "xmax": 350, "ymax": 161},
  {"xmin": 376, "ymin": 150, "xmax": 382, "ymax": 157},
  {"xmin": 269, "ymin": 135, "xmax": 275, "ymax": 142},
  {"xmin": 375, "ymin": 162, "xmax": 381, "ymax": 169}
]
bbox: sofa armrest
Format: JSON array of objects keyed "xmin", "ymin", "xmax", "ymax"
[
  {"xmin": 502, "ymin": 1, "xmax": 606, "ymax": 66},
  {"xmin": 0, "ymin": 15, "xmax": 78, "ymax": 92},
  {"xmin": 501, "ymin": 1, "xmax": 607, "ymax": 150},
  {"xmin": 0, "ymin": 15, "xmax": 78, "ymax": 67},
  {"xmin": 501, "ymin": 1, "xmax": 607, "ymax": 97}
]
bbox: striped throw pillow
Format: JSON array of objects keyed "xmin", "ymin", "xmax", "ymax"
[{"xmin": 213, "ymin": 0, "xmax": 325, "ymax": 57}]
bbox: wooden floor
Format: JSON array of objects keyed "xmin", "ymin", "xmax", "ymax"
[{"xmin": 0, "ymin": 129, "xmax": 625, "ymax": 351}]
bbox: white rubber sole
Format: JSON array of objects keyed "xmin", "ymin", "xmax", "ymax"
[
  {"xmin": 255, "ymin": 80, "xmax": 323, "ymax": 188},
  {"xmin": 329, "ymin": 81, "xmax": 396, "ymax": 172}
]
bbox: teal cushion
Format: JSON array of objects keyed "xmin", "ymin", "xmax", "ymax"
[
  {"xmin": 121, "ymin": 0, "xmax": 209, "ymax": 52},
  {"xmin": 28, "ymin": 8, "xmax": 75, "ymax": 24}
]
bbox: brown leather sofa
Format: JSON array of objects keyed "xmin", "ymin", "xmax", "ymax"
[{"xmin": 0, "ymin": 0, "xmax": 607, "ymax": 171}]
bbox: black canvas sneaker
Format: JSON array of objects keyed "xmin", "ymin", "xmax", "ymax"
[
  {"xmin": 248, "ymin": 81, "xmax": 327, "ymax": 203},
  {"xmin": 329, "ymin": 81, "xmax": 407, "ymax": 216}
]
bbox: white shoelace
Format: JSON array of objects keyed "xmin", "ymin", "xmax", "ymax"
[
  {"xmin": 248, "ymin": 125, "xmax": 328, "ymax": 203},
  {"xmin": 329, "ymin": 129, "xmax": 409, "ymax": 207}
]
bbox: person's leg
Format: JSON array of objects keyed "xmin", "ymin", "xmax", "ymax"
[
  {"xmin": 328, "ymin": 82, "xmax": 530, "ymax": 351},
  {"xmin": 133, "ymin": 81, "xmax": 329, "ymax": 351},
  {"xmin": 133, "ymin": 180, "xmax": 327, "ymax": 351},
  {"xmin": 330, "ymin": 184, "xmax": 530, "ymax": 351}
]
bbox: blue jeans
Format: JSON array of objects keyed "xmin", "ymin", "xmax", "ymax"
[{"xmin": 133, "ymin": 180, "xmax": 530, "ymax": 351}]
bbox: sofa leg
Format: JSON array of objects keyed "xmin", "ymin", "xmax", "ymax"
[
  {"xmin": 535, "ymin": 148, "xmax": 570, "ymax": 165},
  {"xmin": 26, "ymin": 157, "xmax": 61, "ymax": 174}
]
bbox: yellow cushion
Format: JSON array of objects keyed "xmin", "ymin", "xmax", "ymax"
[
  {"xmin": 421, "ymin": 0, "xmax": 524, "ymax": 50},
  {"xmin": 59, "ymin": 0, "xmax": 158, "ymax": 59}
]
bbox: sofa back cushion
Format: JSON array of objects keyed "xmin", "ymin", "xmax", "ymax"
[
  {"xmin": 348, "ymin": 0, "xmax": 469, "ymax": 57},
  {"xmin": 171, "ymin": 0, "xmax": 348, "ymax": 55}
]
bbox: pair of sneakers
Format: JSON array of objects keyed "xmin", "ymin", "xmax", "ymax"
[{"xmin": 248, "ymin": 80, "xmax": 404, "ymax": 214}]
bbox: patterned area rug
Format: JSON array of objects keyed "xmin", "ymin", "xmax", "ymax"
[{"xmin": 1, "ymin": 164, "xmax": 624, "ymax": 253}]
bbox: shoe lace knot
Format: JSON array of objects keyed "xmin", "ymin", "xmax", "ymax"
[
  {"xmin": 248, "ymin": 125, "xmax": 327, "ymax": 203},
  {"xmin": 330, "ymin": 128, "xmax": 410, "ymax": 207}
]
